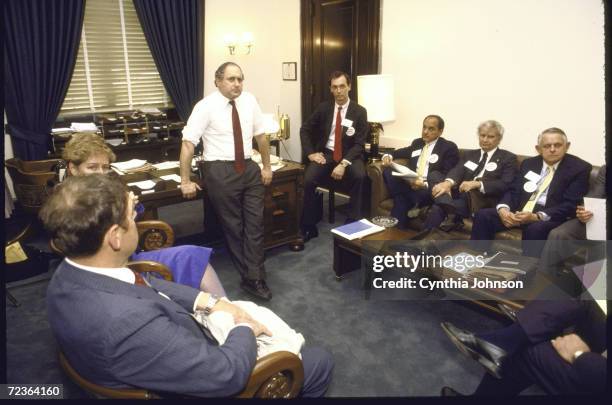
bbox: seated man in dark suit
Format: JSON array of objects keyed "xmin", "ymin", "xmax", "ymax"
[
  {"xmin": 300, "ymin": 70, "xmax": 369, "ymax": 241},
  {"xmin": 41, "ymin": 175, "xmax": 334, "ymax": 397},
  {"xmin": 381, "ymin": 115, "xmax": 459, "ymax": 229},
  {"xmin": 429, "ymin": 120, "xmax": 517, "ymax": 231},
  {"xmin": 470, "ymin": 127, "xmax": 592, "ymax": 257},
  {"xmin": 539, "ymin": 165, "xmax": 606, "ymax": 277},
  {"xmin": 440, "ymin": 298, "xmax": 606, "ymax": 396}
]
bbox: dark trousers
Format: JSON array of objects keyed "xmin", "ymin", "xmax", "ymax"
[
  {"xmin": 302, "ymin": 150, "xmax": 366, "ymax": 227},
  {"xmin": 382, "ymin": 167, "xmax": 449, "ymax": 228},
  {"xmin": 470, "ymin": 207, "xmax": 564, "ymax": 257},
  {"xmin": 423, "ymin": 191, "xmax": 471, "ymax": 229},
  {"xmin": 202, "ymin": 160, "xmax": 265, "ymax": 280},
  {"xmin": 473, "ymin": 300, "xmax": 606, "ymax": 395},
  {"xmin": 300, "ymin": 346, "xmax": 335, "ymax": 397}
]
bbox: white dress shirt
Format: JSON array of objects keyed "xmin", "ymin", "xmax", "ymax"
[
  {"xmin": 446, "ymin": 147, "xmax": 497, "ymax": 193},
  {"xmin": 496, "ymin": 159, "xmax": 561, "ymax": 220},
  {"xmin": 182, "ymin": 90, "xmax": 265, "ymax": 161},
  {"xmin": 325, "ymin": 100, "xmax": 350, "ymax": 151}
]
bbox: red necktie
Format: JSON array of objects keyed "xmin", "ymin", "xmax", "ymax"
[
  {"xmin": 333, "ymin": 106, "xmax": 342, "ymax": 162},
  {"xmin": 229, "ymin": 100, "xmax": 245, "ymax": 174},
  {"xmin": 132, "ymin": 270, "xmax": 147, "ymax": 286}
]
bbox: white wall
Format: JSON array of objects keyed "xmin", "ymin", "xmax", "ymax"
[
  {"xmin": 204, "ymin": 0, "xmax": 302, "ymax": 162},
  {"xmin": 380, "ymin": 0, "xmax": 605, "ymax": 165}
]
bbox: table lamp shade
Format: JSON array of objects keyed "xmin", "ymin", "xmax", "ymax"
[{"xmin": 357, "ymin": 74, "xmax": 395, "ymax": 123}]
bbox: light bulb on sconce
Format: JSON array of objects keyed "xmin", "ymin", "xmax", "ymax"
[{"xmin": 224, "ymin": 32, "xmax": 254, "ymax": 55}]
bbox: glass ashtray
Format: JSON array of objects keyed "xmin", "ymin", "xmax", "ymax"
[{"xmin": 371, "ymin": 216, "xmax": 399, "ymax": 228}]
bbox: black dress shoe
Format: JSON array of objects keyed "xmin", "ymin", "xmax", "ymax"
[
  {"xmin": 497, "ymin": 303, "xmax": 518, "ymax": 322},
  {"xmin": 302, "ymin": 226, "xmax": 319, "ymax": 242},
  {"xmin": 440, "ymin": 322, "xmax": 507, "ymax": 379},
  {"xmin": 439, "ymin": 214, "xmax": 463, "ymax": 232},
  {"xmin": 440, "ymin": 386, "xmax": 463, "ymax": 396},
  {"xmin": 240, "ymin": 279, "xmax": 272, "ymax": 300}
]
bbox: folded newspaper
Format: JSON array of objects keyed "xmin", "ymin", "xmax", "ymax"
[{"xmin": 391, "ymin": 162, "xmax": 419, "ymax": 178}]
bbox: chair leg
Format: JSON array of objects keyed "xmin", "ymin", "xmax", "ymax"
[
  {"xmin": 328, "ymin": 187, "xmax": 335, "ymax": 223},
  {"xmin": 6, "ymin": 289, "xmax": 20, "ymax": 307}
]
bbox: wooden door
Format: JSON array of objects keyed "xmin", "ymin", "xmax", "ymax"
[{"xmin": 301, "ymin": 0, "xmax": 380, "ymax": 124}]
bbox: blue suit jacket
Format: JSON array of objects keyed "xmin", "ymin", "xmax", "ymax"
[
  {"xmin": 500, "ymin": 154, "xmax": 592, "ymax": 221},
  {"xmin": 47, "ymin": 260, "xmax": 257, "ymax": 397}
]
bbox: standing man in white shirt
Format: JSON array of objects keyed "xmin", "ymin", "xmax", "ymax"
[{"xmin": 180, "ymin": 62, "xmax": 273, "ymax": 300}]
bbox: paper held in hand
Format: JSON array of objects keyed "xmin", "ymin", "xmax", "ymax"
[
  {"xmin": 391, "ymin": 162, "xmax": 419, "ymax": 178},
  {"xmin": 331, "ymin": 219, "xmax": 385, "ymax": 240}
]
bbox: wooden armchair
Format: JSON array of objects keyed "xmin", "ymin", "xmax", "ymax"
[
  {"xmin": 58, "ymin": 261, "xmax": 305, "ymax": 399},
  {"xmin": 5, "ymin": 158, "xmax": 63, "ymax": 216}
]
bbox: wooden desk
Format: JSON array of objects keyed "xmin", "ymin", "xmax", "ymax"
[{"xmin": 120, "ymin": 167, "xmax": 202, "ymax": 220}]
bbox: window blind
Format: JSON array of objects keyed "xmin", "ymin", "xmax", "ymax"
[{"xmin": 60, "ymin": 0, "xmax": 171, "ymax": 116}]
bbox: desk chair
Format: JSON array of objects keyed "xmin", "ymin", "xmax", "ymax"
[{"xmin": 58, "ymin": 260, "xmax": 305, "ymax": 399}]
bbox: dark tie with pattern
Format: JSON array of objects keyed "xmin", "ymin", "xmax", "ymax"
[
  {"xmin": 333, "ymin": 106, "xmax": 342, "ymax": 162},
  {"xmin": 472, "ymin": 151, "xmax": 488, "ymax": 180},
  {"xmin": 229, "ymin": 100, "xmax": 245, "ymax": 174}
]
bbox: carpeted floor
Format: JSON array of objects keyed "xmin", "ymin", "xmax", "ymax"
[{"xmin": 5, "ymin": 195, "xmax": 543, "ymax": 397}]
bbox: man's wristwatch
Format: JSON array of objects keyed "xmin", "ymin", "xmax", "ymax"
[
  {"xmin": 203, "ymin": 294, "xmax": 220, "ymax": 315},
  {"xmin": 573, "ymin": 350, "xmax": 584, "ymax": 361},
  {"xmin": 339, "ymin": 160, "xmax": 349, "ymax": 168}
]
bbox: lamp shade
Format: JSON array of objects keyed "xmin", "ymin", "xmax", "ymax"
[{"xmin": 357, "ymin": 74, "xmax": 395, "ymax": 123}]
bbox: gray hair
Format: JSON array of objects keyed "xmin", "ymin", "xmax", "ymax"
[
  {"xmin": 537, "ymin": 127, "xmax": 568, "ymax": 145},
  {"xmin": 477, "ymin": 120, "xmax": 504, "ymax": 139},
  {"xmin": 214, "ymin": 62, "xmax": 243, "ymax": 81}
]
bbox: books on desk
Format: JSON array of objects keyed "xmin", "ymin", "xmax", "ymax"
[{"xmin": 331, "ymin": 219, "xmax": 385, "ymax": 240}]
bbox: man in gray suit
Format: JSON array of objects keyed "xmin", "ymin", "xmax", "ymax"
[{"xmin": 41, "ymin": 175, "xmax": 333, "ymax": 397}]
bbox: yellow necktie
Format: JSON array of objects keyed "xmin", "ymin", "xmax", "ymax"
[
  {"xmin": 416, "ymin": 143, "xmax": 430, "ymax": 177},
  {"xmin": 522, "ymin": 165, "xmax": 554, "ymax": 212}
]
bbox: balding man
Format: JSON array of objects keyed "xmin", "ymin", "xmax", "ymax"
[{"xmin": 471, "ymin": 128, "xmax": 592, "ymax": 257}]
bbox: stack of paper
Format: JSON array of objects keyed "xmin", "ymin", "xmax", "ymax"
[
  {"xmin": 391, "ymin": 162, "xmax": 419, "ymax": 178},
  {"xmin": 71, "ymin": 122, "xmax": 98, "ymax": 132},
  {"xmin": 111, "ymin": 159, "xmax": 151, "ymax": 174},
  {"xmin": 152, "ymin": 161, "xmax": 180, "ymax": 170},
  {"xmin": 331, "ymin": 219, "xmax": 385, "ymax": 240}
]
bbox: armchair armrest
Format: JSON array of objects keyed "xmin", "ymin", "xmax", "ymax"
[
  {"xmin": 127, "ymin": 260, "xmax": 174, "ymax": 281},
  {"xmin": 137, "ymin": 220, "xmax": 175, "ymax": 251},
  {"xmin": 367, "ymin": 158, "xmax": 409, "ymax": 217},
  {"xmin": 236, "ymin": 351, "xmax": 304, "ymax": 398}
]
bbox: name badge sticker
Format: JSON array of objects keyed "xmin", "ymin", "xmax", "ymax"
[
  {"xmin": 429, "ymin": 153, "xmax": 439, "ymax": 164},
  {"xmin": 341, "ymin": 118, "xmax": 353, "ymax": 127},
  {"xmin": 464, "ymin": 160, "xmax": 478, "ymax": 171},
  {"xmin": 524, "ymin": 170, "xmax": 541, "ymax": 183},
  {"xmin": 411, "ymin": 149, "xmax": 422, "ymax": 158},
  {"xmin": 346, "ymin": 127, "xmax": 355, "ymax": 136},
  {"xmin": 485, "ymin": 162, "xmax": 498, "ymax": 172},
  {"xmin": 524, "ymin": 181, "xmax": 537, "ymax": 193}
]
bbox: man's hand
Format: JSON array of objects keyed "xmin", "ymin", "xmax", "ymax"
[
  {"xmin": 459, "ymin": 180, "xmax": 481, "ymax": 193},
  {"xmin": 551, "ymin": 334, "xmax": 590, "ymax": 364},
  {"xmin": 331, "ymin": 164, "xmax": 346, "ymax": 180},
  {"xmin": 213, "ymin": 300, "xmax": 272, "ymax": 337},
  {"xmin": 180, "ymin": 181, "xmax": 202, "ymax": 199},
  {"xmin": 409, "ymin": 178, "xmax": 426, "ymax": 190},
  {"xmin": 576, "ymin": 205, "xmax": 593, "ymax": 224},
  {"xmin": 381, "ymin": 154, "xmax": 393, "ymax": 166},
  {"xmin": 432, "ymin": 180, "xmax": 452, "ymax": 199},
  {"xmin": 261, "ymin": 166, "xmax": 273, "ymax": 186},
  {"xmin": 308, "ymin": 152, "xmax": 326, "ymax": 165},
  {"xmin": 514, "ymin": 211, "xmax": 539, "ymax": 224},
  {"xmin": 498, "ymin": 207, "xmax": 518, "ymax": 228}
]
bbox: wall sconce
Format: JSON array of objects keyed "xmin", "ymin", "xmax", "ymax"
[{"xmin": 224, "ymin": 32, "xmax": 254, "ymax": 55}]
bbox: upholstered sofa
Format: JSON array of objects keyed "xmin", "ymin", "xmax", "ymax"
[{"xmin": 366, "ymin": 151, "xmax": 602, "ymax": 241}]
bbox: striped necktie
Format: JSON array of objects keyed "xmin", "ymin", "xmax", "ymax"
[
  {"xmin": 416, "ymin": 143, "xmax": 430, "ymax": 177},
  {"xmin": 522, "ymin": 165, "xmax": 554, "ymax": 212}
]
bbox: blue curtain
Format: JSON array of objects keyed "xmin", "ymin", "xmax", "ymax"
[
  {"xmin": 4, "ymin": 0, "xmax": 85, "ymax": 160},
  {"xmin": 133, "ymin": 0, "xmax": 204, "ymax": 122}
]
